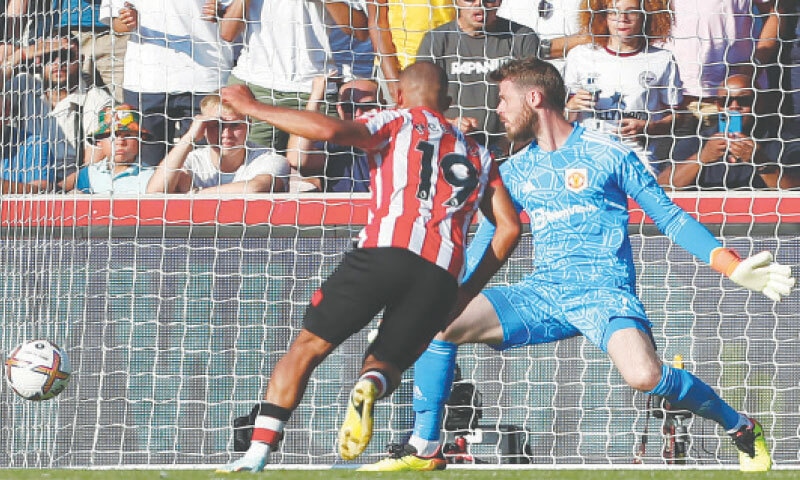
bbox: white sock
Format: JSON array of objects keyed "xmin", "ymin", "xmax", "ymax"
[
  {"xmin": 727, "ymin": 414, "xmax": 752, "ymax": 434},
  {"xmin": 244, "ymin": 440, "xmax": 271, "ymax": 461},
  {"xmin": 360, "ymin": 371, "xmax": 388, "ymax": 398},
  {"xmin": 408, "ymin": 434, "xmax": 441, "ymax": 457}
]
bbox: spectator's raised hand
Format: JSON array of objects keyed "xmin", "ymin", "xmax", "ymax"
[
  {"xmin": 698, "ymin": 134, "xmax": 730, "ymax": 164},
  {"xmin": 566, "ymin": 89, "xmax": 597, "ymax": 112},
  {"xmin": 311, "ymin": 69, "xmax": 340, "ymax": 104},
  {"xmin": 185, "ymin": 115, "xmax": 213, "ymax": 143},
  {"xmin": 726, "ymin": 133, "xmax": 756, "ymax": 164},
  {"xmin": 27, "ymin": 37, "xmax": 71, "ymax": 62},
  {"xmin": 118, "ymin": 2, "xmax": 139, "ymax": 31},
  {"xmin": 617, "ymin": 117, "xmax": 646, "ymax": 138}
]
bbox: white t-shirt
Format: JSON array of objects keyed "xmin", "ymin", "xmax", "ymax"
[
  {"xmin": 667, "ymin": 0, "xmax": 770, "ymax": 97},
  {"xmin": 184, "ymin": 142, "xmax": 291, "ymax": 191},
  {"xmin": 99, "ymin": 0, "xmax": 234, "ymax": 94},
  {"xmin": 498, "ymin": 0, "xmax": 583, "ymax": 72},
  {"xmin": 48, "ymin": 76, "xmax": 113, "ymax": 155},
  {"xmin": 564, "ymin": 44, "xmax": 683, "ymax": 165},
  {"xmin": 231, "ymin": 0, "xmax": 335, "ymax": 93}
]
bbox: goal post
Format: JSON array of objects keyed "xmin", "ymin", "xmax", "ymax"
[{"xmin": 1, "ymin": 193, "xmax": 798, "ymax": 468}]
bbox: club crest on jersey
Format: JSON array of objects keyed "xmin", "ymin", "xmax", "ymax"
[
  {"xmin": 639, "ymin": 71, "xmax": 657, "ymax": 88},
  {"xmin": 565, "ymin": 168, "xmax": 588, "ymax": 193}
]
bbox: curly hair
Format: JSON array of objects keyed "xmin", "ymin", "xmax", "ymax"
[{"xmin": 579, "ymin": 0, "xmax": 673, "ymax": 48}]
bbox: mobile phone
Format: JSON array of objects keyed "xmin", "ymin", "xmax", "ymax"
[{"xmin": 718, "ymin": 110, "xmax": 742, "ymax": 135}]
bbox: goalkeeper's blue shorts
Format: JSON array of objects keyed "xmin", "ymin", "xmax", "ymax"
[{"xmin": 482, "ymin": 278, "xmax": 652, "ymax": 352}]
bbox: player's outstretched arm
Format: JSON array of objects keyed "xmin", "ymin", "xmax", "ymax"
[
  {"xmin": 219, "ymin": 85, "xmax": 377, "ymax": 150},
  {"xmin": 711, "ymin": 249, "xmax": 796, "ymax": 302}
]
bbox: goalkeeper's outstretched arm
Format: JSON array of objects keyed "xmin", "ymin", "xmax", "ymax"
[{"xmin": 620, "ymin": 152, "xmax": 796, "ymax": 302}]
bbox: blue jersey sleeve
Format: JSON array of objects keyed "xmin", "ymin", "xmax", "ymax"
[
  {"xmin": 461, "ymin": 198, "xmax": 523, "ymax": 284},
  {"xmin": 616, "ymin": 152, "xmax": 722, "ymax": 264}
]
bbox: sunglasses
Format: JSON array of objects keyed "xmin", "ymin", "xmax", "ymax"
[
  {"xmin": 44, "ymin": 49, "xmax": 80, "ymax": 66},
  {"xmin": 337, "ymin": 101, "xmax": 381, "ymax": 115},
  {"xmin": 714, "ymin": 95, "xmax": 755, "ymax": 108},
  {"xmin": 97, "ymin": 130, "xmax": 140, "ymax": 141}
]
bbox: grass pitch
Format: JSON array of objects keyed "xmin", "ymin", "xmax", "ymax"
[{"xmin": 1, "ymin": 470, "xmax": 798, "ymax": 480}]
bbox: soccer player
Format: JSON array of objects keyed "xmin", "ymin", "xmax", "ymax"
[
  {"xmin": 361, "ymin": 57, "xmax": 795, "ymax": 473},
  {"xmin": 215, "ymin": 61, "xmax": 521, "ymax": 472}
]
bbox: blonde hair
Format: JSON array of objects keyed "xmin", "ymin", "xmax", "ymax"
[
  {"xmin": 200, "ymin": 93, "xmax": 240, "ymax": 118},
  {"xmin": 580, "ymin": 0, "xmax": 673, "ymax": 48}
]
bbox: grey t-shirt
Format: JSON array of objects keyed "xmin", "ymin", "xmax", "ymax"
[{"xmin": 416, "ymin": 19, "xmax": 539, "ymax": 149}]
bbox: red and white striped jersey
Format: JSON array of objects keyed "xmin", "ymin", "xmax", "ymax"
[{"xmin": 355, "ymin": 106, "xmax": 502, "ymax": 280}]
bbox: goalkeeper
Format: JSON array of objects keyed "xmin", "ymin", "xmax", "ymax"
[{"xmin": 361, "ymin": 56, "xmax": 795, "ymax": 473}]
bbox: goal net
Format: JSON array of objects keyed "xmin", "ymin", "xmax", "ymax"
[
  {"xmin": 1, "ymin": 194, "xmax": 798, "ymax": 468},
  {"xmin": 1, "ymin": 0, "xmax": 800, "ymax": 471}
]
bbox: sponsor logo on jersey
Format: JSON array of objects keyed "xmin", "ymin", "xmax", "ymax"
[
  {"xmin": 428, "ymin": 122, "xmax": 442, "ymax": 133},
  {"xmin": 530, "ymin": 204, "xmax": 599, "ymax": 230},
  {"xmin": 565, "ymin": 168, "xmax": 588, "ymax": 193}
]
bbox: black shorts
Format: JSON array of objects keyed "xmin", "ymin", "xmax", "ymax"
[{"xmin": 303, "ymin": 247, "xmax": 458, "ymax": 371}]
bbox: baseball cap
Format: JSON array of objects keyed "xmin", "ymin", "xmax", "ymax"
[{"xmin": 92, "ymin": 104, "xmax": 151, "ymax": 139}]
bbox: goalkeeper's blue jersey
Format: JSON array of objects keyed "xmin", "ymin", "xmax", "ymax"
[{"xmin": 467, "ymin": 125, "xmax": 723, "ymax": 291}]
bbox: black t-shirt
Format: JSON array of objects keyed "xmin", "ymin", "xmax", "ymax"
[{"xmin": 416, "ymin": 19, "xmax": 539, "ymax": 147}]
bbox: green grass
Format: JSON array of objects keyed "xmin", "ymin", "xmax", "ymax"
[{"xmin": 1, "ymin": 470, "xmax": 798, "ymax": 480}]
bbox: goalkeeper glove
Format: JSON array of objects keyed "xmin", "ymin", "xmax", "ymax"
[{"xmin": 712, "ymin": 248, "xmax": 796, "ymax": 302}]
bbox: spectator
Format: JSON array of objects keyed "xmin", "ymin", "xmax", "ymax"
[
  {"xmin": 33, "ymin": 32, "xmax": 111, "ymax": 165},
  {"xmin": 667, "ymin": 0, "xmax": 782, "ymax": 130},
  {"xmin": 286, "ymin": 75, "xmax": 377, "ymax": 193},
  {"xmin": 216, "ymin": 0, "xmax": 363, "ymax": 152},
  {"xmin": 564, "ymin": 0, "xmax": 681, "ymax": 169},
  {"xmin": 50, "ymin": 0, "xmax": 128, "ymax": 102},
  {"xmin": 0, "ymin": 91, "xmax": 54, "ymax": 189},
  {"xmin": 367, "ymin": 0, "xmax": 456, "ymax": 102},
  {"xmin": 99, "ymin": 0, "xmax": 235, "ymax": 165},
  {"xmin": 3, "ymin": 35, "xmax": 90, "ymax": 185},
  {"xmin": 497, "ymin": 0, "xmax": 589, "ymax": 72},
  {"xmin": 657, "ymin": 73, "xmax": 800, "ymax": 190},
  {"xmin": 60, "ymin": 103, "xmax": 156, "ymax": 193},
  {"xmin": 416, "ymin": 0, "xmax": 539, "ymax": 155},
  {"xmin": 784, "ymin": 0, "xmax": 800, "ymax": 134},
  {"xmin": 147, "ymin": 93, "xmax": 290, "ymax": 194}
]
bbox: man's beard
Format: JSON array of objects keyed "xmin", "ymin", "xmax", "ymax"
[{"xmin": 505, "ymin": 103, "xmax": 538, "ymax": 145}]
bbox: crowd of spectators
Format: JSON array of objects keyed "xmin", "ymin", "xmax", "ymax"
[{"xmin": 0, "ymin": 0, "xmax": 798, "ymax": 195}]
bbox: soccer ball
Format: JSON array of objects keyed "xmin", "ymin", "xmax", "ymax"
[{"xmin": 4, "ymin": 340, "xmax": 71, "ymax": 401}]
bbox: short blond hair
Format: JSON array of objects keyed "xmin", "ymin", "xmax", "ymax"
[{"xmin": 200, "ymin": 93, "xmax": 240, "ymax": 118}]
